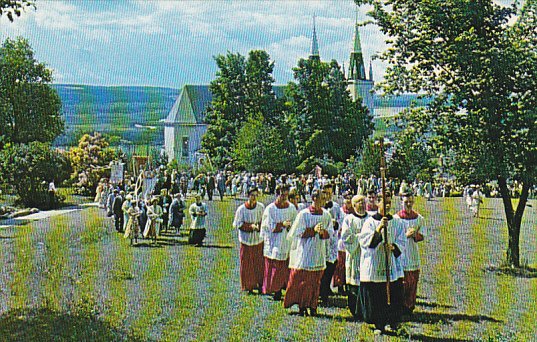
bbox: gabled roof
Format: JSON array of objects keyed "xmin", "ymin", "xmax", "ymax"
[
  {"xmin": 165, "ymin": 84, "xmax": 287, "ymax": 125},
  {"xmin": 373, "ymin": 94, "xmax": 433, "ymax": 108}
]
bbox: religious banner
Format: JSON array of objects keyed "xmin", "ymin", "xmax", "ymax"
[{"xmin": 110, "ymin": 162, "xmax": 124, "ymax": 184}]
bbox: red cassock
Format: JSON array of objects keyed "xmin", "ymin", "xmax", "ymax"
[
  {"xmin": 239, "ymin": 242, "xmax": 265, "ymax": 291},
  {"xmin": 283, "ymin": 269, "xmax": 324, "ymax": 310},
  {"xmin": 332, "ymin": 250, "xmax": 346, "ymax": 287},
  {"xmin": 263, "ymin": 258, "xmax": 290, "ymax": 294}
]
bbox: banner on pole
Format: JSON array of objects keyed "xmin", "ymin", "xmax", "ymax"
[{"xmin": 110, "ymin": 162, "xmax": 124, "ymax": 184}]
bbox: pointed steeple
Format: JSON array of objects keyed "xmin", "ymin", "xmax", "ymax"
[
  {"xmin": 309, "ymin": 14, "xmax": 320, "ymax": 60},
  {"xmin": 369, "ymin": 60, "xmax": 374, "ymax": 81},
  {"xmin": 349, "ymin": 7, "xmax": 366, "ymax": 80}
]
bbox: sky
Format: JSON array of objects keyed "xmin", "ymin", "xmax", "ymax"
[{"xmin": 0, "ymin": 0, "xmax": 516, "ymax": 89}]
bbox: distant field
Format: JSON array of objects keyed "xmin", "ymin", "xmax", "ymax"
[
  {"xmin": 0, "ymin": 196, "xmax": 535, "ymax": 341},
  {"xmin": 53, "ymin": 84, "xmax": 179, "ymax": 147}
]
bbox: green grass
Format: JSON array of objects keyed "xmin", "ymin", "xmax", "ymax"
[{"xmin": 0, "ymin": 196, "xmax": 536, "ymax": 341}]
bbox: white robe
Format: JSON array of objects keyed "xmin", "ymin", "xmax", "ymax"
[
  {"xmin": 341, "ymin": 212, "xmax": 369, "ymax": 286},
  {"xmin": 189, "ymin": 202, "xmax": 208, "ymax": 229},
  {"xmin": 143, "ymin": 204, "xmax": 163, "ymax": 238},
  {"xmin": 260, "ymin": 202, "xmax": 297, "ymax": 260},
  {"xmin": 359, "ymin": 215, "xmax": 406, "ymax": 283},
  {"xmin": 233, "ymin": 202, "xmax": 265, "ymax": 246},
  {"xmin": 287, "ymin": 208, "xmax": 334, "ymax": 271},
  {"xmin": 393, "ymin": 213, "xmax": 426, "ymax": 272},
  {"xmin": 325, "ymin": 202, "xmax": 342, "ymax": 263}
]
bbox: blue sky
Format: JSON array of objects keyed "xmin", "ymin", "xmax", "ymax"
[{"xmin": 0, "ymin": 0, "xmax": 516, "ymax": 89}]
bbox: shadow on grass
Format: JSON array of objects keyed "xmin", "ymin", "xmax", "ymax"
[
  {"xmin": 416, "ymin": 300, "xmax": 455, "ymax": 309},
  {"xmin": 484, "ymin": 265, "xmax": 537, "ymax": 278},
  {"xmin": 195, "ymin": 244, "xmax": 233, "ymax": 249},
  {"xmin": 0, "ymin": 308, "xmax": 147, "ymax": 342},
  {"xmin": 406, "ymin": 333, "xmax": 473, "ymax": 342},
  {"xmin": 408, "ymin": 311, "xmax": 501, "ymax": 324},
  {"xmin": 319, "ymin": 296, "xmax": 348, "ymax": 309}
]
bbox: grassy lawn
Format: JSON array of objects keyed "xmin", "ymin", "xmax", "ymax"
[{"xmin": 0, "ymin": 196, "xmax": 535, "ymax": 341}]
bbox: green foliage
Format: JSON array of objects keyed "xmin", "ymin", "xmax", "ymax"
[
  {"xmin": 0, "ymin": 0, "xmax": 34, "ymax": 22},
  {"xmin": 0, "ymin": 142, "xmax": 70, "ymax": 208},
  {"xmin": 295, "ymin": 156, "xmax": 341, "ymax": 177},
  {"xmin": 232, "ymin": 114, "xmax": 292, "ymax": 173},
  {"xmin": 390, "ymin": 109, "xmax": 437, "ymax": 182},
  {"xmin": 0, "ymin": 37, "xmax": 64, "ymax": 148},
  {"xmin": 202, "ymin": 52, "xmax": 248, "ymax": 168},
  {"xmin": 357, "ymin": 0, "xmax": 537, "ymax": 267},
  {"xmin": 68, "ymin": 132, "xmax": 117, "ymax": 196},
  {"xmin": 202, "ymin": 50, "xmax": 290, "ymax": 169},
  {"xmin": 286, "ymin": 58, "xmax": 372, "ymax": 166},
  {"xmin": 352, "ymin": 139, "xmax": 381, "ymax": 177}
]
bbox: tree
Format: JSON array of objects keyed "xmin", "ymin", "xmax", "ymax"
[
  {"xmin": 0, "ymin": 142, "xmax": 70, "ymax": 208},
  {"xmin": 0, "ymin": 37, "xmax": 64, "ymax": 149},
  {"xmin": 232, "ymin": 114, "xmax": 291, "ymax": 173},
  {"xmin": 286, "ymin": 58, "xmax": 372, "ymax": 168},
  {"xmin": 356, "ymin": 0, "xmax": 537, "ymax": 267},
  {"xmin": 202, "ymin": 50, "xmax": 286, "ymax": 169},
  {"xmin": 0, "ymin": 0, "xmax": 34, "ymax": 22},
  {"xmin": 390, "ymin": 110, "xmax": 437, "ymax": 182},
  {"xmin": 202, "ymin": 52, "xmax": 248, "ymax": 168},
  {"xmin": 68, "ymin": 133, "xmax": 117, "ymax": 196}
]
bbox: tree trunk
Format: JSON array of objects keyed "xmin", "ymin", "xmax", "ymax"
[{"xmin": 497, "ymin": 177, "xmax": 531, "ymax": 268}]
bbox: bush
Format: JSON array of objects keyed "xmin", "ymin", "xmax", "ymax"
[
  {"xmin": 68, "ymin": 132, "xmax": 117, "ymax": 196},
  {"xmin": 0, "ymin": 142, "xmax": 70, "ymax": 208}
]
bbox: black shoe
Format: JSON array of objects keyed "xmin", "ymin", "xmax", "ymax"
[
  {"xmin": 298, "ymin": 308, "xmax": 307, "ymax": 316},
  {"xmin": 248, "ymin": 290, "xmax": 254, "ymax": 295},
  {"xmin": 273, "ymin": 290, "xmax": 282, "ymax": 301},
  {"xmin": 308, "ymin": 308, "xmax": 317, "ymax": 317}
]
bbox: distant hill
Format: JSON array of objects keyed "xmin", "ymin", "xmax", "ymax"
[{"xmin": 53, "ymin": 84, "xmax": 179, "ymax": 146}]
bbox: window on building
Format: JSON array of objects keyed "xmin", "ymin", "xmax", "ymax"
[{"xmin": 182, "ymin": 136, "xmax": 189, "ymax": 158}]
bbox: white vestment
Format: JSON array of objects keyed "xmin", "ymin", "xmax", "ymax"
[
  {"xmin": 287, "ymin": 208, "xmax": 334, "ymax": 271},
  {"xmin": 233, "ymin": 202, "xmax": 265, "ymax": 246},
  {"xmin": 260, "ymin": 202, "xmax": 297, "ymax": 260},
  {"xmin": 359, "ymin": 215, "xmax": 406, "ymax": 282}
]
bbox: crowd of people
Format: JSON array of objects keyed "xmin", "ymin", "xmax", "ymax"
[
  {"xmin": 89, "ymin": 164, "xmax": 534, "ymax": 335},
  {"xmin": 233, "ymin": 182, "xmax": 426, "ymax": 335}
]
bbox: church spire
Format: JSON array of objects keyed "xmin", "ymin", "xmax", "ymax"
[
  {"xmin": 309, "ymin": 14, "xmax": 320, "ymax": 60},
  {"xmin": 369, "ymin": 60, "xmax": 374, "ymax": 81},
  {"xmin": 349, "ymin": 7, "xmax": 366, "ymax": 80}
]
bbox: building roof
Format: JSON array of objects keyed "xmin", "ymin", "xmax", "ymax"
[
  {"xmin": 373, "ymin": 94, "xmax": 433, "ymax": 108},
  {"xmin": 165, "ymin": 84, "xmax": 287, "ymax": 125}
]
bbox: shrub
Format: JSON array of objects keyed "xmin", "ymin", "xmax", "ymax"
[{"xmin": 0, "ymin": 142, "xmax": 70, "ymax": 208}]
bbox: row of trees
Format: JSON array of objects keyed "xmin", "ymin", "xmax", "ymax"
[{"xmin": 201, "ymin": 50, "xmax": 373, "ymax": 174}]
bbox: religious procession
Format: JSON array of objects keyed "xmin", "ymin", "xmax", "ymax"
[{"xmin": 1, "ymin": 0, "xmax": 536, "ymax": 340}]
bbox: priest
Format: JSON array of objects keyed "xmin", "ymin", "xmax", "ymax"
[{"xmin": 359, "ymin": 193, "xmax": 405, "ymax": 334}]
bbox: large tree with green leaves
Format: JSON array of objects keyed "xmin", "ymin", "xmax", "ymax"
[
  {"xmin": 202, "ymin": 50, "xmax": 286, "ymax": 169},
  {"xmin": 286, "ymin": 58, "xmax": 372, "ymax": 171},
  {"xmin": 357, "ymin": 0, "xmax": 537, "ymax": 267},
  {"xmin": 0, "ymin": 37, "xmax": 64, "ymax": 148}
]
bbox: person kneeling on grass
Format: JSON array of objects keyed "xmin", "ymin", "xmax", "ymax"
[
  {"xmin": 189, "ymin": 195, "xmax": 208, "ymax": 246},
  {"xmin": 284, "ymin": 189, "xmax": 334, "ymax": 317}
]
